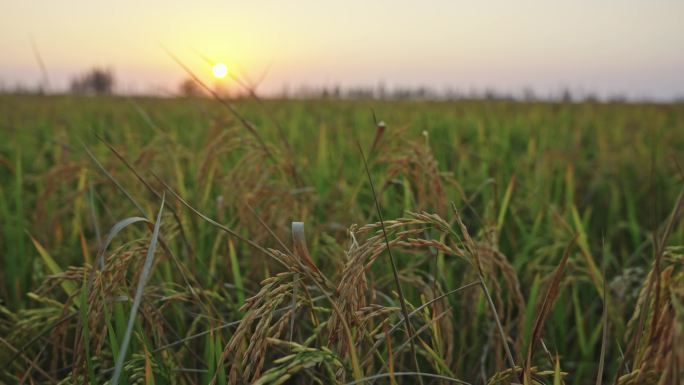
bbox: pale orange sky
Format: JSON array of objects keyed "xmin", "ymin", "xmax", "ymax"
[{"xmin": 1, "ymin": 0, "xmax": 683, "ymax": 99}]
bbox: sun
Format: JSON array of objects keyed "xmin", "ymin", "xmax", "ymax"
[{"xmin": 212, "ymin": 63, "xmax": 228, "ymax": 79}]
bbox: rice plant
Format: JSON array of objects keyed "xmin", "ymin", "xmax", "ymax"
[{"xmin": 0, "ymin": 94, "xmax": 682, "ymax": 384}]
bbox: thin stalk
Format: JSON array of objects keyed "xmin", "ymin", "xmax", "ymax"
[{"xmin": 357, "ymin": 141, "xmax": 423, "ymax": 384}]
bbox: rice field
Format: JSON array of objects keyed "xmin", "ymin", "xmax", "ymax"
[{"xmin": 0, "ymin": 94, "xmax": 683, "ymax": 384}]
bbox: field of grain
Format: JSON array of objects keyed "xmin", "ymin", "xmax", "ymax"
[{"xmin": 1, "ymin": 94, "xmax": 683, "ymax": 384}]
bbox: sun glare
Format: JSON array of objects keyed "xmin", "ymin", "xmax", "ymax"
[{"xmin": 212, "ymin": 63, "xmax": 228, "ymax": 79}]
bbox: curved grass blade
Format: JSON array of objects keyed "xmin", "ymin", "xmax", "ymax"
[
  {"xmin": 84, "ymin": 216, "xmax": 151, "ymax": 299},
  {"xmin": 111, "ymin": 194, "xmax": 165, "ymax": 385},
  {"xmin": 95, "ymin": 217, "xmax": 149, "ymax": 270}
]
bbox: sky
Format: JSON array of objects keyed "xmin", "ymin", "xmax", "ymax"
[{"xmin": 1, "ymin": 0, "xmax": 684, "ymax": 99}]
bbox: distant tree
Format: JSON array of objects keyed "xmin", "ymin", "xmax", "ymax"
[
  {"xmin": 484, "ymin": 89, "xmax": 498, "ymax": 100},
  {"xmin": 70, "ymin": 68, "xmax": 115, "ymax": 95},
  {"xmin": 561, "ymin": 88, "xmax": 574, "ymax": 103},
  {"xmin": 522, "ymin": 87, "xmax": 536, "ymax": 102},
  {"xmin": 584, "ymin": 93, "xmax": 599, "ymax": 103},
  {"xmin": 179, "ymin": 78, "xmax": 203, "ymax": 97},
  {"xmin": 608, "ymin": 94, "xmax": 627, "ymax": 104}
]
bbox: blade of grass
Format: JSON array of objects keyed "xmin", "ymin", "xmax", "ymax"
[
  {"xmin": 79, "ymin": 272, "xmax": 97, "ymax": 383},
  {"xmin": 522, "ymin": 274, "xmax": 542, "ymax": 354},
  {"xmin": 95, "ymin": 217, "xmax": 149, "ymax": 269},
  {"xmin": 553, "ymin": 355, "xmax": 562, "ymax": 385},
  {"xmin": 524, "ymin": 236, "xmax": 576, "ymax": 381},
  {"xmin": 595, "ymin": 271, "xmax": 608, "ymax": 385},
  {"xmin": 571, "ymin": 205, "xmax": 603, "ymax": 295},
  {"xmin": 69, "ymin": 167, "xmax": 87, "ymax": 243},
  {"xmin": 111, "ymin": 194, "xmax": 165, "ymax": 385},
  {"xmin": 496, "ymin": 174, "xmax": 515, "ymax": 233},
  {"xmin": 228, "ymin": 239, "xmax": 245, "ymax": 307},
  {"xmin": 357, "ymin": 141, "xmax": 423, "ymax": 384},
  {"xmin": 13, "ymin": 150, "xmax": 27, "ymax": 304},
  {"xmin": 143, "ymin": 343, "xmax": 155, "ymax": 385},
  {"xmin": 384, "ymin": 325, "xmax": 396, "ymax": 385},
  {"xmin": 28, "ymin": 233, "xmax": 76, "ymax": 296}
]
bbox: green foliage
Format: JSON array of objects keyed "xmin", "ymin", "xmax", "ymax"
[{"xmin": 0, "ymin": 94, "xmax": 683, "ymax": 384}]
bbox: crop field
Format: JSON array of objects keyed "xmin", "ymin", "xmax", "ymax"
[{"xmin": 0, "ymin": 94, "xmax": 683, "ymax": 384}]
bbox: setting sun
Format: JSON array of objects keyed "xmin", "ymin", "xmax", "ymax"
[{"xmin": 212, "ymin": 63, "xmax": 228, "ymax": 79}]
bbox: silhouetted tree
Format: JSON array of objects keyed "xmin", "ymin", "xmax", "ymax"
[
  {"xmin": 561, "ymin": 88, "xmax": 574, "ymax": 103},
  {"xmin": 522, "ymin": 87, "xmax": 536, "ymax": 101},
  {"xmin": 70, "ymin": 68, "xmax": 115, "ymax": 95},
  {"xmin": 179, "ymin": 78, "xmax": 203, "ymax": 97}
]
